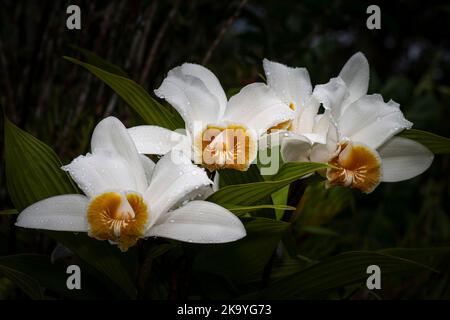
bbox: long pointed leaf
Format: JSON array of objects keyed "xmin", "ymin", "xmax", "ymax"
[
  {"xmin": 399, "ymin": 129, "xmax": 450, "ymax": 154},
  {"xmin": 4, "ymin": 118, "xmax": 136, "ymax": 298},
  {"xmin": 256, "ymin": 250, "xmax": 438, "ymax": 299},
  {"xmin": 64, "ymin": 56, "xmax": 183, "ymax": 130},
  {"xmin": 207, "ymin": 162, "xmax": 328, "ymax": 206}
]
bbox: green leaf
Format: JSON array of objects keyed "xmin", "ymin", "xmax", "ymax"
[
  {"xmin": 64, "ymin": 56, "xmax": 183, "ymax": 130},
  {"xmin": 4, "ymin": 118, "xmax": 136, "ymax": 298},
  {"xmin": 224, "ymin": 204, "xmax": 295, "ymax": 215},
  {"xmin": 0, "ymin": 254, "xmax": 108, "ymax": 299},
  {"xmin": 295, "ymin": 180, "xmax": 353, "ymax": 227},
  {"xmin": 379, "ymin": 247, "xmax": 450, "ymax": 268},
  {"xmin": 207, "ymin": 162, "xmax": 328, "ymax": 206},
  {"xmin": 194, "ymin": 218, "xmax": 289, "ymax": 286},
  {"xmin": 4, "ymin": 118, "xmax": 77, "ymax": 211},
  {"xmin": 0, "ymin": 260, "xmax": 43, "ymax": 299},
  {"xmin": 271, "ymin": 186, "xmax": 289, "ymax": 220},
  {"xmin": 218, "ymin": 165, "xmax": 263, "ymax": 187},
  {"xmin": 256, "ymin": 250, "xmax": 438, "ymax": 299},
  {"xmin": 399, "ymin": 129, "xmax": 450, "ymax": 154},
  {"xmin": 146, "ymin": 243, "xmax": 177, "ymax": 259},
  {"xmin": 299, "ymin": 226, "xmax": 339, "ymax": 237},
  {"xmin": 69, "ymin": 45, "xmax": 128, "ymax": 77},
  {"xmin": 0, "ymin": 209, "xmax": 18, "ymax": 215},
  {"xmin": 378, "ymin": 248, "xmax": 450, "ymax": 299},
  {"xmin": 270, "ymin": 257, "xmax": 311, "ymax": 281},
  {"xmin": 45, "ymin": 232, "xmax": 137, "ymax": 299}
]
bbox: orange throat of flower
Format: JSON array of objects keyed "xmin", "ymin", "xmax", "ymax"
[
  {"xmin": 195, "ymin": 124, "xmax": 256, "ymax": 172},
  {"xmin": 326, "ymin": 141, "xmax": 382, "ymax": 194},
  {"xmin": 87, "ymin": 192, "xmax": 148, "ymax": 251}
]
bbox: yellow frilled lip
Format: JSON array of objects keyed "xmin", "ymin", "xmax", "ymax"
[
  {"xmin": 193, "ymin": 124, "xmax": 257, "ymax": 172},
  {"xmin": 87, "ymin": 191, "xmax": 148, "ymax": 252},
  {"xmin": 326, "ymin": 141, "xmax": 382, "ymax": 194}
]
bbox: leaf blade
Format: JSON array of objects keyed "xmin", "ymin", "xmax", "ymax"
[
  {"xmin": 4, "ymin": 118, "xmax": 137, "ymax": 298},
  {"xmin": 258, "ymin": 250, "xmax": 439, "ymax": 299},
  {"xmin": 64, "ymin": 56, "xmax": 183, "ymax": 130},
  {"xmin": 207, "ymin": 162, "xmax": 328, "ymax": 206},
  {"xmin": 4, "ymin": 118, "xmax": 77, "ymax": 211},
  {"xmin": 399, "ymin": 129, "xmax": 450, "ymax": 154}
]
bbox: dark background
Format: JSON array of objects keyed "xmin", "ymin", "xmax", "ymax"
[{"xmin": 0, "ymin": 0, "xmax": 449, "ymax": 299}]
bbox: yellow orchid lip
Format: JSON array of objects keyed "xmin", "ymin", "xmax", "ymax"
[
  {"xmin": 194, "ymin": 124, "xmax": 256, "ymax": 172},
  {"xmin": 87, "ymin": 192, "xmax": 148, "ymax": 252},
  {"xmin": 326, "ymin": 141, "xmax": 382, "ymax": 194}
]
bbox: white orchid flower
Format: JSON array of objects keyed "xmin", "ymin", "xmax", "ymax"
[
  {"xmin": 283, "ymin": 52, "xmax": 434, "ymax": 193},
  {"xmin": 128, "ymin": 63, "xmax": 295, "ymax": 171},
  {"xmin": 15, "ymin": 117, "xmax": 246, "ymax": 251},
  {"xmin": 261, "ymin": 58, "xmax": 330, "ymax": 158},
  {"xmin": 272, "ymin": 53, "xmax": 369, "ymax": 163}
]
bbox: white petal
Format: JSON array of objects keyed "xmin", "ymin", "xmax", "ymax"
[
  {"xmin": 62, "ymin": 152, "xmax": 138, "ymax": 197},
  {"xmin": 140, "ymin": 155, "xmax": 155, "ymax": 184},
  {"xmin": 378, "ymin": 137, "xmax": 434, "ymax": 182},
  {"xmin": 224, "ymin": 83, "xmax": 295, "ymax": 133},
  {"xmin": 280, "ymin": 134, "xmax": 312, "ymax": 163},
  {"xmin": 294, "ymin": 97, "xmax": 320, "ymax": 134},
  {"xmin": 144, "ymin": 151, "xmax": 213, "ymax": 226},
  {"xmin": 15, "ymin": 195, "xmax": 89, "ymax": 232},
  {"xmin": 309, "ymin": 121, "xmax": 338, "ymax": 163},
  {"xmin": 339, "ymin": 94, "xmax": 412, "ymax": 149},
  {"xmin": 128, "ymin": 125, "xmax": 189, "ymax": 155},
  {"xmin": 147, "ymin": 200, "xmax": 246, "ymax": 243},
  {"xmin": 154, "ymin": 64, "xmax": 224, "ymax": 130},
  {"xmin": 263, "ymin": 58, "xmax": 312, "ymax": 109},
  {"xmin": 89, "ymin": 117, "xmax": 147, "ymax": 192},
  {"xmin": 212, "ymin": 172, "xmax": 220, "ymax": 192},
  {"xmin": 301, "ymin": 133, "xmax": 327, "ymax": 145},
  {"xmin": 338, "ymin": 52, "xmax": 370, "ymax": 106},
  {"xmin": 258, "ymin": 131, "xmax": 285, "ymax": 150},
  {"xmin": 180, "ymin": 63, "xmax": 227, "ymax": 119},
  {"xmin": 310, "ymin": 113, "xmax": 330, "ymax": 144},
  {"xmin": 313, "ymin": 77, "xmax": 349, "ymax": 122}
]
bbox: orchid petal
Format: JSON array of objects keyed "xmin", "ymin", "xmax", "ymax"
[
  {"xmin": 62, "ymin": 152, "xmax": 138, "ymax": 197},
  {"xmin": 89, "ymin": 117, "xmax": 147, "ymax": 192},
  {"xmin": 263, "ymin": 58, "xmax": 312, "ymax": 109},
  {"xmin": 224, "ymin": 83, "xmax": 295, "ymax": 134},
  {"xmin": 294, "ymin": 97, "xmax": 320, "ymax": 134},
  {"xmin": 16, "ymin": 195, "xmax": 89, "ymax": 232},
  {"xmin": 339, "ymin": 95, "xmax": 412, "ymax": 149},
  {"xmin": 154, "ymin": 64, "xmax": 225, "ymax": 130},
  {"xmin": 379, "ymin": 137, "xmax": 434, "ymax": 182},
  {"xmin": 281, "ymin": 134, "xmax": 312, "ymax": 163},
  {"xmin": 144, "ymin": 151, "xmax": 212, "ymax": 227},
  {"xmin": 146, "ymin": 200, "xmax": 246, "ymax": 243},
  {"xmin": 338, "ymin": 52, "xmax": 370, "ymax": 106},
  {"xmin": 180, "ymin": 63, "xmax": 227, "ymax": 119},
  {"xmin": 128, "ymin": 125, "xmax": 189, "ymax": 155},
  {"xmin": 313, "ymin": 77, "xmax": 349, "ymax": 122},
  {"xmin": 140, "ymin": 155, "xmax": 156, "ymax": 184}
]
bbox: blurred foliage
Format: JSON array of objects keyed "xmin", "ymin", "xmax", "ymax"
[{"xmin": 0, "ymin": 0, "xmax": 450, "ymax": 299}]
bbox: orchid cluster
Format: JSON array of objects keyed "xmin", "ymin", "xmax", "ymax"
[{"xmin": 15, "ymin": 52, "xmax": 434, "ymax": 252}]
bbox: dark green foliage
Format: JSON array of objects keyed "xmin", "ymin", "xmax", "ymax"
[{"xmin": 1, "ymin": 0, "xmax": 450, "ymax": 300}]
